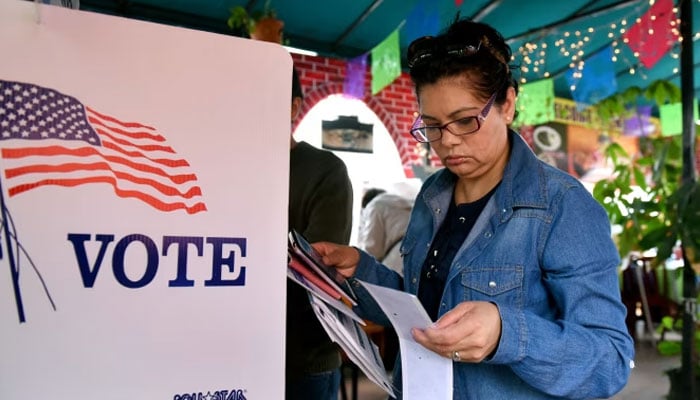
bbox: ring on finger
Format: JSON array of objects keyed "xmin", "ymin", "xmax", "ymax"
[{"xmin": 451, "ymin": 350, "xmax": 461, "ymax": 362}]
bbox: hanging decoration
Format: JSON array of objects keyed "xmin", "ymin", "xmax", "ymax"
[
  {"xmin": 622, "ymin": 0, "xmax": 678, "ymax": 69},
  {"xmin": 403, "ymin": 0, "xmax": 440, "ymax": 44},
  {"xmin": 371, "ymin": 28, "xmax": 401, "ymax": 95},
  {"xmin": 343, "ymin": 53, "xmax": 368, "ymax": 99},
  {"xmin": 515, "ymin": 78, "xmax": 555, "ymax": 126},
  {"xmin": 659, "ymin": 100, "xmax": 699, "ymax": 136},
  {"xmin": 623, "ymin": 105, "xmax": 654, "ymax": 136},
  {"xmin": 565, "ymin": 45, "xmax": 617, "ymax": 110}
]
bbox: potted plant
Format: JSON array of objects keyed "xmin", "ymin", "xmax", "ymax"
[
  {"xmin": 227, "ymin": 0, "xmax": 284, "ymax": 44},
  {"xmin": 591, "ymin": 80, "xmax": 700, "ymax": 398},
  {"xmin": 656, "ymin": 315, "xmax": 700, "ymax": 399},
  {"xmin": 592, "ymin": 80, "xmax": 700, "ymax": 264}
]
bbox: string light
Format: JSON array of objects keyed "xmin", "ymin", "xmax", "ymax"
[{"xmin": 514, "ymin": 1, "xmax": 681, "ymax": 87}]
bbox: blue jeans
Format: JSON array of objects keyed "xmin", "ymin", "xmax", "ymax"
[{"xmin": 285, "ymin": 368, "xmax": 341, "ymax": 400}]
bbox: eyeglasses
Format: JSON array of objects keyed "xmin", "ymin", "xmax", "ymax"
[
  {"xmin": 407, "ymin": 36, "xmax": 482, "ymax": 69},
  {"xmin": 409, "ymin": 92, "xmax": 497, "ymax": 143}
]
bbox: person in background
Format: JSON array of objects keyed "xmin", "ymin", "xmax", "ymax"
[
  {"xmin": 285, "ymin": 67, "xmax": 353, "ymax": 400},
  {"xmin": 357, "ymin": 187, "xmax": 414, "ymax": 276},
  {"xmin": 312, "ymin": 18, "xmax": 633, "ymax": 399},
  {"xmin": 360, "ymin": 188, "xmax": 386, "ymax": 209}
]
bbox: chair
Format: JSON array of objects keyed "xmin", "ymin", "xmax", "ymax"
[{"xmin": 621, "ymin": 254, "xmax": 678, "ymax": 345}]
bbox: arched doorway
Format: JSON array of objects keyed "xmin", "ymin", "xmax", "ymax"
[{"xmin": 293, "ymin": 94, "xmax": 421, "ymax": 244}]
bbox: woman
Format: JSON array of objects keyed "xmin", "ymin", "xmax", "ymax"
[{"xmin": 314, "ymin": 18, "xmax": 634, "ymax": 399}]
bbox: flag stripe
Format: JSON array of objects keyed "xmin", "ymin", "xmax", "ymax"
[
  {"xmin": 2, "ymin": 144, "xmax": 189, "ymax": 169},
  {"xmin": 9, "ymin": 176, "xmax": 207, "ymax": 214},
  {"xmin": 86, "ymin": 106, "xmax": 156, "ymax": 131},
  {"xmin": 4, "ymin": 161, "xmax": 202, "ymax": 198},
  {"xmin": 94, "ymin": 126, "xmax": 175, "ymax": 153},
  {"xmin": 101, "ymin": 141, "xmax": 189, "ymax": 167},
  {"xmin": 5, "ymin": 154, "xmax": 197, "ymax": 184},
  {"xmin": 3, "ymin": 147, "xmax": 197, "ymax": 184},
  {"xmin": 88, "ymin": 114, "xmax": 168, "ymax": 143}
]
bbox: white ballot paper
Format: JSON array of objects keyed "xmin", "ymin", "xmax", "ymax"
[{"xmin": 359, "ymin": 281, "xmax": 453, "ymax": 400}]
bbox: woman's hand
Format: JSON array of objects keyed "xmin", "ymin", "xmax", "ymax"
[
  {"xmin": 311, "ymin": 242, "xmax": 360, "ymax": 278},
  {"xmin": 412, "ymin": 301, "xmax": 502, "ymax": 363}
]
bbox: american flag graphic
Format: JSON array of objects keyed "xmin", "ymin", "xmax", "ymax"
[{"xmin": 0, "ymin": 80, "xmax": 207, "ymax": 214}]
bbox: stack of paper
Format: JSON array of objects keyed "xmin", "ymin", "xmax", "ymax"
[
  {"xmin": 308, "ymin": 295, "xmax": 395, "ymax": 395},
  {"xmin": 286, "ymin": 230, "xmax": 394, "ymax": 395},
  {"xmin": 288, "ymin": 230, "xmax": 357, "ymax": 304},
  {"xmin": 286, "ymin": 230, "xmax": 452, "ymax": 399}
]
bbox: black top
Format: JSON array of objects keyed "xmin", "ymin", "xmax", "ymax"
[
  {"xmin": 286, "ymin": 141, "xmax": 353, "ymax": 382},
  {"xmin": 418, "ymin": 183, "xmax": 499, "ymax": 321}
]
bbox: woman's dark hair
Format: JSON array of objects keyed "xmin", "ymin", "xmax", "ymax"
[
  {"xmin": 292, "ymin": 66, "xmax": 304, "ymax": 101},
  {"xmin": 408, "ymin": 18, "xmax": 518, "ymax": 106}
]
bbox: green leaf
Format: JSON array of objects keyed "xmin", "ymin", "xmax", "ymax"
[
  {"xmin": 645, "ymin": 80, "xmax": 682, "ymax": 105},
  {"xmin": 227, "ymin": 6, "xmax": 250, "ymax": 30},
  {"xmin": 640, "ymin": 226, "xmax": 676, "ymax": 255},
  {"xmin": 658, "ymin": 340, "xmax": 682, "ymax": 356},
  {"xmin": 660, "ymin": 315, "xmax": 676, "ymax": 330},
  {"xmin": 604, "ymin": 142, "xmax": 628, "ymax": 165},
  {"xmin": 592, "ymin": 181, "xmax": 611, "ymax": 204},
  {"xmin": 636, "ymin": 156, "xmax": 654, "ymax": 167},
  {"xmin": 622, "ymin": 86, "xmax": 643, "ymax": 104},
  {"xmin": 633, "ymin": 166, "xmax": 647, "ymax": 190}
]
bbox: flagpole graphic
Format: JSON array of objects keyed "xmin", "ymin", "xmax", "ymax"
[{"xmin": 0, "ymin": 174, "xmax": 24, "ymax": 323}]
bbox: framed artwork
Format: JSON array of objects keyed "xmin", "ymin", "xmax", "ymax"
[{"xmin": 322, "ymin": 115, "xmax": 374, "ymax": 153}]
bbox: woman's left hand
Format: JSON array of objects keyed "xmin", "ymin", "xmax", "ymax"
[{"xmin": 412, "ymin": 301, "xmax": 502, "ymax": 363}]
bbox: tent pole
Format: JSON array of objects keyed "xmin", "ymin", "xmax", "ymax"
[{"xmin": 679, "ymin": 0, "xmax": 697, "ymax": 396}]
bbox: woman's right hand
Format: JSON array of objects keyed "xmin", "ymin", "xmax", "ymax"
[{"xmin": 311, "ymin": 242, "xmax": 360, "ymax": 278}]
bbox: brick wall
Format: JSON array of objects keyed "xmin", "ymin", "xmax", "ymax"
[
  {"xmin": 291, "ymin": 53, "xmax": 700, "ymax": 178},
  {"xmin": 291, "ymin": 53, "xmax": 440, "ymax": 177}
]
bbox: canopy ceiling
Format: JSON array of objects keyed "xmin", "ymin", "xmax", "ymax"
[{"xmin": 79, "ymin": 0, "xmax": 700, "ymax": 101}]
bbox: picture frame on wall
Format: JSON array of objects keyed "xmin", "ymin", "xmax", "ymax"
[{"xmin": 322, "ymin": 115, "xmax": 373, "ymax": 153}]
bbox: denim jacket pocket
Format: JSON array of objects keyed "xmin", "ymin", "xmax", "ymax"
[{"xmin": 461, "ymin": 266, "xmax": 524, "ymax": 307}]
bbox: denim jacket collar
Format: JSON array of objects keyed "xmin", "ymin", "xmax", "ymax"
[{"xmin": 421, "ymin": 130, "xmax": 547, "ymax": 222}]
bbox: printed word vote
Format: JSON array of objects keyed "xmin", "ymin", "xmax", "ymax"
[{"xmin": 67, "ymin": 233, "xmax": 247, "ymax": 288}]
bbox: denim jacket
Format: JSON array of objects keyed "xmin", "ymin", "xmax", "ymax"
[{"xmin": 351, "ymin": 131, "xmax": 634, "ymax": 399}]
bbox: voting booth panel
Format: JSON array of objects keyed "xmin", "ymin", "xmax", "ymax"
[{"xmin": 0, "ymin": 1, "xmax": 290, "ymax": 398}]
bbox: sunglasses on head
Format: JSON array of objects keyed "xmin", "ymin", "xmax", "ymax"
[{"xmin": 407, "ymin": 36, "xmax": 482, "ymax": 69}]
